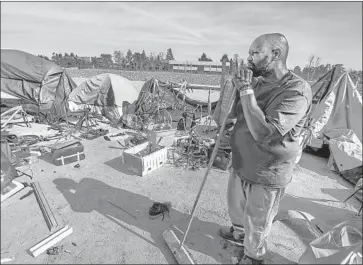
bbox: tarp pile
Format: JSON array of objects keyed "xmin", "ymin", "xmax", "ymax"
[
  {"xmin": 68, "ymin": 73, "xmax": 140, "ymax": 124},
  {"xmin": 134, "ymin": 78, "xmax": 219, "ymax": 123},
  {"xmin": 1, "ymin": 49, "xmax": 76, "ymax": 119},
  {"xmin": 302, "ymin": 65, "xmax": 362, "ymax": 184}
]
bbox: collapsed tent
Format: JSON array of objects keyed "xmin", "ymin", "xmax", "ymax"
[
  {"xmin": 68, "ymin": 73, "xmax": 140, "ymax": 123},
  {"xmin": 302, "ymin": 65, "xmax": 362, "ymax": 184},
  {"xmin": 134, "ymin": 78, "xmax": 220, "ymax": 123},
  {"xmin": 169, "ymin": 84, "xmax": 220, "ymax": 108},
  {"xmin": 1, "ymin": 49, "xmax": 76, "ymax": 119}
]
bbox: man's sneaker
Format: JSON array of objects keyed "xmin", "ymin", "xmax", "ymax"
[
  {"xmin": 148, "ymin": 202, "xmax": 171, "ymax": 221},
  {"xmin": 218, "ymin": 225, "xmax": 244, "ymax": 247},
  {"xmin": 237, "ymin": 254, "xmax": 264, "ymax": 264}
]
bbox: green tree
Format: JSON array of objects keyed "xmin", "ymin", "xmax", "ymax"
[
  {"xmin": 198, "ymin": 53, "xmax": 212, "ymax": 62},
  {"xmin": 100, "ymin": 54, "xmax": 113, "ymax": 68},
  {"xmin": 148, "ymin": 52, "xmax": 155, "ymax": 70},
  {"xmin": 125, "ymin": 49, "xmax": 133, "ymax": 69},
  {"xmin": 132, "ymin": 52, "xmax": 142, "ymax": 70},
  {"xmin": 166, "ymin": 48, "xmax": 175, "ymax": 61},
  {"xmin": 220, "ymin": 54, "xmax": 229, "ymax": 62},
  {"xmin": 141, "ymin": 50, "xmax": 147, "ymax": 70},
  {"xmin": 51, "ymin": 52, "xmax": 60, "ymax": 64},
  {"xmin": 141, "ymin": 50, "xmax": 147, "ymax": 61},
  {"xmin": 157, "ymin": 52, "xmax": 166, "ymax": 71},
  {"xmin": 113, "ymin": 50, "xmax": 124, "ymax": 68}
]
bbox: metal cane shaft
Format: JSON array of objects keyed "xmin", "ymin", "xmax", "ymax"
[{"xmin": 179, "ymin": 85, "xmax": 237, "ymax": 248}]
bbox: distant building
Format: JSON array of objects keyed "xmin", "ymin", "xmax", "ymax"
[
  {"xmin": 59, "ymin": 56, "xmax": 77, "ymax": 68},
  {"xmin": 168, "ymin": 60, "xmax": 230, "ymax": 74},
  {"xmin": 78, "ymin": 62, "xmax": 94, "ymax": 69},
  {"xmin": 79, "ymin": 57, "xmax": 91, "ymax": 63}
]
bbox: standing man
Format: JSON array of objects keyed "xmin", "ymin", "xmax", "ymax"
[{"xmin": 218, "ymin": 33, "xmax": 312, "ymax": 264}]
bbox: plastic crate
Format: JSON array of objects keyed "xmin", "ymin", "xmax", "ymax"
[
  {"xmin": 122, "ymin": 141, "xmax": 167, "ymax": 177},
  {"xmin": 147, "ymin": 129, "xmax": 177, "ymax": 148}
]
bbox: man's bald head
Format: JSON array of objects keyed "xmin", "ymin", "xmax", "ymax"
[
  {"xmin": 251, "ymin": 33, "xmax": 289, "ymax": 63},
  {"xmin": 247, "ymin": 33, "xmax": 289, "ymax": 77}
]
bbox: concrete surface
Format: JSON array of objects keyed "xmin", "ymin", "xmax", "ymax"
[{"xmin": 1, "ymin": 123, "xmax": 362, "ymax": 264}]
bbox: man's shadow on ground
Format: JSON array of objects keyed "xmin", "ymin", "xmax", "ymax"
[
  {"xmin": 53, "ymin": 177, "xmax": 238, "ymax": 264},
  {"xmin": 54, "ymin": 177, "xmax": 293, "ymax": 264}
]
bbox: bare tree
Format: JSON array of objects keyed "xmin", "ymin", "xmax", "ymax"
[
  {"xmin": 306, "ymin": 55, "xmax": 315, "ymax": 80},
  {"xmin": 310, "ymin": 56, "xmax": 321, "ymax": 81},
  {"xmin": 306, "ymin": 55, "xmax": 321, "ymax": 81}
]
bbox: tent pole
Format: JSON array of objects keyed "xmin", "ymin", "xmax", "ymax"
[{"xmin": 65, "ymin": 106, "xmax": 70, "ymax": 129}]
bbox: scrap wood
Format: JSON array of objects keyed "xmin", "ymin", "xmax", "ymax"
[
  {"xmin": 0, "ymin": 257, "xmax": 15, "ymax": 263},
  {"xmin": 1, "ymin": 185, "xmax": 31, "ymax": 208},
  {"xmin": 46, "ymin": 245, "xmax": 63, "ymax": 255},
  {"xmin": 1, "ymin": 180, "xmax": 25, "ymax": 203},
  {"xmin": 17, "ymin": 135, "xmax": 40, "ymax": 146},
  {"xmin": 27, "ymin": 225, "xmax": 73, "ymax": 257},
  {"xmin": 1, "ymin": 106, "xmax": 31, "ymax": 131},
  {"xmin": 169, "ymin": 134, "xmax": 209, "ymax": 170},
  {"xmin": 31, "ymin": 181, "xmax": 60, "ymax": 232},
  {"xmin": 103, "ymin": 132, "xmax": 126, "ymax": 141},
  {"xmin": 16, "ymin": 167, "xmax": 34, "ymax": 179}
]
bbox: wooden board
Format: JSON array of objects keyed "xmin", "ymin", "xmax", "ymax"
[
  {"xmin": 31, "ymin": 181, "xmax": 59, "ymax": 232},
  {"xmin": 162, "ymin": 228, "xmax": 195, "ymax": 264},
  {"xmin": 27, "ymin": 225, "xmax": 73, "ymax": 257},
  {"xmin": 1, "ymin": 180, "xmax": 24, "ymax": 203}
]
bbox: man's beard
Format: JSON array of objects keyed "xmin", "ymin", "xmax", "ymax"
[{"xmin": 249, "ymin": 57, "xmax": 273, "ymax": 77}]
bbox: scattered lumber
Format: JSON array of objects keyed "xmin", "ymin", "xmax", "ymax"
[
  {"xmin": 1, "ymin": 180, "xmax": 24, "ymax": 203},
  {"xmin": 31, "ymin": 181, "xmax": 59, "ymax": 232},
  {"xmin": 1, "ymin": 106, "xmax": 30, "ymax": 131},
  {"xmin": 27, "ymin": 225, "xmax": 73, "ymax": 257},
  {"xmin": 0, "ymin": 257, "xmax": 15, "ymax": 263},
  {"xmin": 1, "ymin": 185, "xmax": 31, "ymax": 208}
]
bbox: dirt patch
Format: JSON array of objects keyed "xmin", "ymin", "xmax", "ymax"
[{"xmin": 1, "ymin": 123, "xmax": 362, "ymax": 264}]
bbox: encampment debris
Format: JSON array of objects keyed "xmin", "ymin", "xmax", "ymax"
[
  {"xmin": 301, "ymin": 65, "xmax": 362, "ymax": 185},
  {"xmin": 0, "ymin": 257, "xmax": 15, "ymax": 263},
  {"xmin": 46, "ymin": 245, "xmax": 64, "ymax": 255}
]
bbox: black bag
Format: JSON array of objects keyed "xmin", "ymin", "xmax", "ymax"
[{"xmin": 50, "ymin": 139, "xmax": 85, "ymax": 166}]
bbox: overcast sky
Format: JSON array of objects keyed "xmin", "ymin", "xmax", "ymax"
[{"xmin": 1, "ymin": 1, "xmax": 362, "ymax": 69}]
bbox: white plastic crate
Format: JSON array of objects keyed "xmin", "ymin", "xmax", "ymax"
[
  {"xmin": 122, "ymin": 141, "xmax": 167, "ymax": 177},
  {"xmin": 146, "ymin": 129, "xmax": 177, "ymax": 148}
]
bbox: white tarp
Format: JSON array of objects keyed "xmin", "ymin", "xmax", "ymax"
[
  {"xmin": 307, "ymin": 66, "xmax": 362, "ymax": 148},
  {"xmin": 68, "ymin": 73, "xmax": 140, "ymax": 123},
  {"xmin": 326, "ymin": 129, "xmax": 362, "ymax": 172},
  {"xmin": 302, "ymin": 66, "xmax": 362, "ymax": 183}
]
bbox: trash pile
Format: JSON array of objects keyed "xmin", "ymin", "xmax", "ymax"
[{"xmin": 169, "ymin": 129, "xmax": 214, "ymax": 170}]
